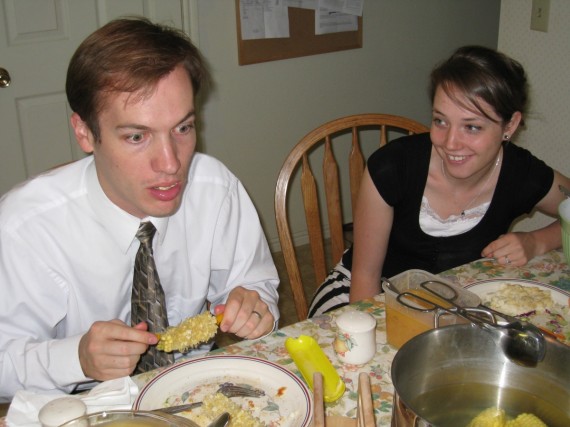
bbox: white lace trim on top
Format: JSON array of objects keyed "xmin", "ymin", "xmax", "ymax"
[{"xmin": 419, "ymin": 196, "xmax": 489, "ymax": 237}]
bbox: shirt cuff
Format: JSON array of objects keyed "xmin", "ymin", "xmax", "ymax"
[
  {"xmin": 252, "ymin": 319, "xmax": 278, "ymax": 340},
  {"xmin": 49, "ymin": 334, "xmax": 91, "ymax": 389}
]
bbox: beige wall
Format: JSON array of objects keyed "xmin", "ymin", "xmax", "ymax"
[
  {"xmin": 194, "ymin": 0, "xmax": 500, "ymax": 250},
  {"xmin": 500, "ymin": 0, "xmax": 570, "ymax": 232}
]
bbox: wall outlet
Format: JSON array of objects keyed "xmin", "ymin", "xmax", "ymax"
[{"xmin": 531, "ymin": 0, "xmax": 550, "ymax": 32}]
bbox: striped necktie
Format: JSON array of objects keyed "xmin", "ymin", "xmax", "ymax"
[{"xmin": 131, "ymin": 221, "xmax": 174, "ymax": 373}]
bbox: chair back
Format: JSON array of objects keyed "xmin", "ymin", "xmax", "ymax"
[{"xmin": 275, "ymin": 113, "xmax": 429, "ymax": 320}]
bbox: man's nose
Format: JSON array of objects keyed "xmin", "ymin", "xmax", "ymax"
[{"xmin": 152, "ymin": 137, "xmax": 180, "ymax": 174}]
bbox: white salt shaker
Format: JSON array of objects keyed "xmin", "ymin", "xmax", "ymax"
[
  {"xmin": 38, "ymin": 397, "xmax": 87, "ymax": 427},
  {"xmin": 333, "ymin": 310, "xmax": 377, "ymax": 365}
]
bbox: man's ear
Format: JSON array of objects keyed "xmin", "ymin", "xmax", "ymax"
[{"xmin": 70, "ymin": 113, "xmax": 95, "ymax": 154}]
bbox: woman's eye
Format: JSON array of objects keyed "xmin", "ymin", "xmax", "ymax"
[
  {"xmin": 466, "ymin": 125, "xmax": 482, "ymax": 133},
  {"xmin": 432, "ymin": 118, "xmax": 446, "ymax": 127}
]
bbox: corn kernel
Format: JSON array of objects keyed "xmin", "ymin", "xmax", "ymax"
[{"xmin": 180, "ymin": 393, "xmax": 263, "ymax": 427}]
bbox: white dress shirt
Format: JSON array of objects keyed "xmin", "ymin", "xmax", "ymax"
[{"xmin": 0, "ymin": 154, "xmax": 279, "ymax": 401}]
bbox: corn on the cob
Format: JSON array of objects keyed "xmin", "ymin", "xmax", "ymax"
[
  {"xmin": 505, "ymin": 413, "xmax": 547, "ymax": 427},
  {"xmin": 467, "ymin": 407, "xmax": 547, "ymax": 427},
  {"xmin": 466, "ymin": 407, "xmax": 506, "ymax": 427},
  {"xmin": 156, "ymin": 311, "xmax": 219, "ymax": 352}
]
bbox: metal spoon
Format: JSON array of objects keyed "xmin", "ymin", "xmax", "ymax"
[
  {"xmin": 477, "ymin": 303, "xmax": 546, "ymax": 367},
  {"xmin": 483, "ymin": 319, "xmax": 546, "ymax": 367},
  {"xmin": 208, "ymin": 412, "xmax": 230, "ymax": 427}
]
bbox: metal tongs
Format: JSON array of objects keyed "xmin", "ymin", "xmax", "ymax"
[{"xmin": 387, "ymin": 278, "xmax": 547, "ymax": 366}]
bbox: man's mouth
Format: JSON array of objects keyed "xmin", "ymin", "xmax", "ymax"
[
  {"xmin": 154, "ymin": 183, "xmax": 178, "ymax": 191},
  {"xmin": 149, "ymin": 182, "xmax": 182, "ymax": 202}
]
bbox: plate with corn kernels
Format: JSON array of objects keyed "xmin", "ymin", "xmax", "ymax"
[
  {"xmin": 134, "ymin": 355, "xmax": 313, "ymax": 427},
  {"xmin": 465, "ymin": 279, "xmax": 570, "ymax": 345}
]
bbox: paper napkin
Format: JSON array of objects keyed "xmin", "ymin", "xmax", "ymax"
[{"xmin": 6, "ymin": 377, "xmax": 139, "ymax": 427}]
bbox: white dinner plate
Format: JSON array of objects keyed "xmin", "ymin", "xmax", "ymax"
[
  {"xmin": 133, "ymin": 355, "xmax": 313, "ymax": 427},
  {"xmin": 465, "ymin": 278, "xmax": 570, "ymax": 345},
  {"xmin": 465, "ymin": 278, "xmax": 570, "ymax": 307}
]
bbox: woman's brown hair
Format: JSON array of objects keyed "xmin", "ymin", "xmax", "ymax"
[{"xmin": 429, "ymin": 45, "xmax": 528, "ymax": 126}]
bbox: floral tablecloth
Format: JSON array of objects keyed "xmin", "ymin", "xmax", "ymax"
[
  {"xmin": 132, "ymin": 249, "xmax": 570, "ymax": 426},
  {"xmin": 440, "ymin": 250, "xmax": 570, "ymax": 293},
  {"xmin": 3, "ymin": 250, "xmax": 568, "ymax": 427}
]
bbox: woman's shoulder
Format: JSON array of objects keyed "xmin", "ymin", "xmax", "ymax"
[
  {"xmin": 366, "ymin": 133, "xmax": 431, "ymax": 203},
  {"xmin": 368, "ymin": 132, "xmax": 431, "ymax": 165},
  {"xmin": 499, "ymin": 143, "xmax": 553, "ymax": 201},
  {"xmin": 503, "ymin": 142, "xmax": 552, "ymax": 174}
]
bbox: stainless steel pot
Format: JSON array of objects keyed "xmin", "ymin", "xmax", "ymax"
[{"xmin": 391, "ymin": 324, "xmax": 570, "ymax": 426}]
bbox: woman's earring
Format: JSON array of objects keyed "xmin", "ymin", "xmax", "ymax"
[{"xmin": 503, "ymin": 134, "xmax": 510, "ymax": 141}]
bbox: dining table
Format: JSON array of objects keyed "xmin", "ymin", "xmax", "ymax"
[
  {"xmin": 1, "ymin": 248, "xmax": 569, "ymax": 426},
  {"xmin": 132, "ymin": 248, "xmax": 569, "ymax": 426}
]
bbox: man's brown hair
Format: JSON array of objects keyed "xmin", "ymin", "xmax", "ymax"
[{"xmin": 66, "ymin": 17, "xmax": 210, "ymax": 141}]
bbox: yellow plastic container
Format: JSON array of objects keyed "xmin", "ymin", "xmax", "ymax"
[
  {"xmin": 383, "ymin": 270, "xmax": 478, "ymax": 349},
  {"xmin": 285, "ymin": 335, "xmax": 345, "ymax": 402}
]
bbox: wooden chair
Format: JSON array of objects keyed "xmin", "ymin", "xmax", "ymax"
[
  {"xmin": 312, "ymin": 372, "xmax": 375, "ymax": 427},
  {"xmin": 275, "ymin": 114, "xmax": 429, "ymax": 321}
]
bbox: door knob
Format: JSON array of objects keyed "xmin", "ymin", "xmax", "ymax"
[{"xmin": 0, "ymin": 67, "xmax": 11, "ymax": 88}]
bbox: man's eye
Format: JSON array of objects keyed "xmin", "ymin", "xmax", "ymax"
[
  {"xmin": 126, "ymin": 133, "xmax": 145, "ymax": 143},
  {"xmin": 175, "ymin": 123, "xmax": 194, "ymax": 134}
]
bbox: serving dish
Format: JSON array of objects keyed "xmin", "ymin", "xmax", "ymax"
[
  {"xmin": 133, "ymin": 355, "xmax": 312, "ymax": 426},
  {"xmin": 465, "ymin": 278, "xmax": 570, "ymax": 345}
]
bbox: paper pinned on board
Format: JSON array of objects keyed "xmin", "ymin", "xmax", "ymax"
[
  {"xmin": 239, "ymin": 0, "xmax": 290, "ymax": 40},
  {"xmin": 315, "ymin": 8, "xmax": 358, "ymax": 35},
  {"xmin": 239, "ymin": 0, "xmax": 363, "ymax": 40},
  {"xmin": 320, "ymin": 0, "xmax": 363, "ymax": 16}
]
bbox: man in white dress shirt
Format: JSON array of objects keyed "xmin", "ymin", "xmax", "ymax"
[{"xmin": 0, "ymin": 17, "xmax": 279, "ymax": 400}]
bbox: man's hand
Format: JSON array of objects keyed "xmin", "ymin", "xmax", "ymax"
[
  {"xmin": 215, "ymin": 287, "xmax": 274, "ymax": 339},
  {"xmin": 78, "ymin": 319, "xmax": 158, "ymax": 381}
]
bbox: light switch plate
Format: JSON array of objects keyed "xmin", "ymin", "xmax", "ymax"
[{"xmin": 531, "ymin": 0, "xmax": 550, "ymax": 32}]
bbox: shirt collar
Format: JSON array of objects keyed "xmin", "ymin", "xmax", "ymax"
[{"xmin": 86, "ymin": 160, "xmax": 170, "ymax": 253}]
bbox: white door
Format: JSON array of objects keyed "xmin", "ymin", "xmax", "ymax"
[{"xmin": 0, "ymin": 0, "xmax": 196, "ymax": 196}]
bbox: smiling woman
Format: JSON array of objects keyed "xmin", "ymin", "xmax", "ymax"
[{"xmin": 308, "ymin": 45, "xmax": 570, "ymax": 318}]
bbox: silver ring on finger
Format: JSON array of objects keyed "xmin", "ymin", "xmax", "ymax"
[
  {"xmin": 505, "ymin": 255, "xmax": 511, "ymax": 265},
  {"xmin": 252, "ymin": 310, "xmax": 262, "ymax": 319}
]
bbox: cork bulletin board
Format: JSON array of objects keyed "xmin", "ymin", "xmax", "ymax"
[{"xmin": 235, "ymin": 1, "xmax": 363, "ymax": 66}]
